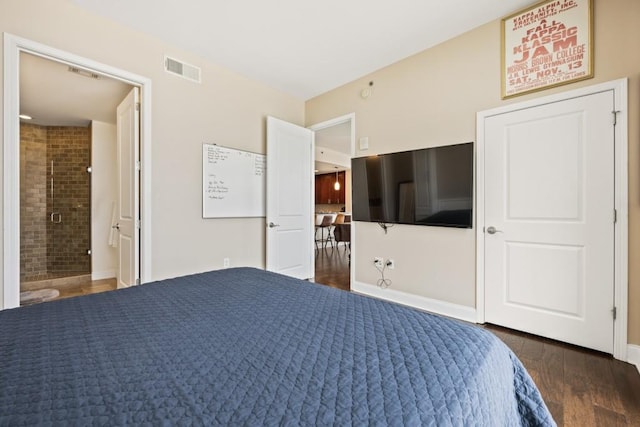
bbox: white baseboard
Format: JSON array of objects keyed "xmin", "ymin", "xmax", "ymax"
[
  {"xmin": 92, "ymin": 270, "xmax": 116, "ymax": 281},
  {"xmin": 352, "ymin": 280, "xmax": 477, "ymax": 323},
  {"xmin": 628, "ymin": 344, "xmax": 640, "ymax": 374}
]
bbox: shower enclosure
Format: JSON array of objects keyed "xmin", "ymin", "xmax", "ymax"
[{"xmin": 20, "ymin": 123, "xmax": 91, "ymax": 289}]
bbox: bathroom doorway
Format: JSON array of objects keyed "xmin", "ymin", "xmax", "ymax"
[
  {"xmin": 18, "ymin": 52, "xmax": 131, "ymax": 305},
  {"xmin": 3, "ymin": 34, "xmax": 152, "ymax": 309}
]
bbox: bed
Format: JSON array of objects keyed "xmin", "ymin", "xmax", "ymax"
[{"xmin": 0, "ymin": 267, "xmax": 555, "ymax": 425}]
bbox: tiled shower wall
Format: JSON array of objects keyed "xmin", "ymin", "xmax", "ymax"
[
  {"xmin": 20, "ymin": 123, "xmax": 91, "ymax": 282},
  {"xmin": 46, "ymin": 126, "xmax": 91, "ymax": 276},
  {"xmin": 20, "ymin": 124, "xmax": 48, "ymax": 279}
]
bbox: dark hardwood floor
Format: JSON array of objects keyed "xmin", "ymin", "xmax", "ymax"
[
  {"xmin": 313, "ymin": 242, "xmax": 350, "ymax": 291},
  {"xmin": 312, "ymin": 248, "xmax": 640, "ymax": 426},
  {"xmin": 485, "ymin": 324, "xmax": 640, "ymax": 426}
]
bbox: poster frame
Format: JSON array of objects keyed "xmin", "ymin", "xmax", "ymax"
[{"xmin": 501, "ymin": 0, "xmax": 594, "ymax": 99}]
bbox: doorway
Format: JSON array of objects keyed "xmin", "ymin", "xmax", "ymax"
[
  {"xmin": 476, "ymin": 79, "xmax": 628, "ymax": 360},
  {"xmin": 18, "ymin": 53, "xmax": 131, "ymax": 304},
  {"xmin": 309, "ymin": 114, "xmax": 355, "ymax": 291},
  {"xmin": 3, "ymin": 34, "xmax": 152, "ymax": 309}
]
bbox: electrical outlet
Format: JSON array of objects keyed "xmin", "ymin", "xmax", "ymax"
[
  {"xmin": 386, "ymin": 259, "xmax": 395, "ymax": 269},
  {"xmin": 223, "ymin": 258, "xmax": 230, "ymax": 268},
  {"xmin": 374, "ymin": 257, "xmax": 384, "ymax": 268}
]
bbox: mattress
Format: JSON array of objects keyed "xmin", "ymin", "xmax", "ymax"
[{"xmin": 0, "ymin": 267, "xmax": 555, "ymax": 425}]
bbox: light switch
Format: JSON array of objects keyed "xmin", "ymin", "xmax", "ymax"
[{"xmin": 359, "ymin": 137, "xmax": 369, "ymax": 150}]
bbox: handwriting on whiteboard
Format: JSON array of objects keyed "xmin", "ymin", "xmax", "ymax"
[
  {"xmin": 202, "ymin": 144, "xmax": 266, "ymax": 218},
  {"xmin": 206, "ymin": 176, "xmax": 229, "ymax": 200}
]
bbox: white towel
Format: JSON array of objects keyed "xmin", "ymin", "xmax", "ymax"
[{"xmin": 108, "ymin": 202, "xmax": 118, "ymax": 248}]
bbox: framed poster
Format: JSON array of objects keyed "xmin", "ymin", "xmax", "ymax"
[{"xmin": 501, "ymin": 0, "xmax": 593, "ymax": 99}]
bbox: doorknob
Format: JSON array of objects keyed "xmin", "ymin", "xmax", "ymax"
[
  {"xmin": 486, "ymin": 226, "xmax": 503, "ymax": 234},
  {"xmin": 112, "ymin": 223, "xmax": 120, "ymax": 231},
  {"xmin": 268, "ymin": 222, "xmax": 280, "ymax": 228}
]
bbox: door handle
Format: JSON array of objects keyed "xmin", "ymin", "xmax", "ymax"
[
  {"xmin": 268, "ymin": 222, "xmax": 280, "ymax": 228},
  {"xmin": 112, "ymin": 223, "xmax": 120, "ymax": 231},
  {"xmin": 486, "ymin": 226, "xmax": 503, "ymax": 234}
]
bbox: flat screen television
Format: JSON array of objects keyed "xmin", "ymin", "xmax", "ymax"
[{"xmin": 351, "ymin": 142, "xmax": 473, "ymax": 228}]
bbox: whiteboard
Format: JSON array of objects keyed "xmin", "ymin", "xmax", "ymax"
[{"xmin": 202, "ymin": 144, "xmax": 266, "ymax": 218}]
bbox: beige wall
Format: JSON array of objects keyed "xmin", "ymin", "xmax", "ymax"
[
  {"xmin": 306, "ymin": 0, "xmax": 640, "ymax": 345},
  {"xmin": 3, "ymin": 0, "xmax": 637, "ymax": 346},
  {"xmin": 0, "ymin": 0, "xmax": 304, "ymax": 307}
]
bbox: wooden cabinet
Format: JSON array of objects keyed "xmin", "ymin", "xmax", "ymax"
[
  {"xmin": 316, "ymin": 174, "xmax": 333, "ymax": 204},
  {"xmin": 315, "ymin": 172, "xmax": 345, "ymax": 204}
]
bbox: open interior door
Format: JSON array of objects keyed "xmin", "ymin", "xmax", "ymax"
[
  {"xmin": 483, "ymin": 90, "xmax": 615, "ymax": 353},
  {"xmin": 266, "ymin": 116, "xmax": 314, "ymax": 279},
  {"xmin": 115, "ymin": 87, "xmax": 140, "ymax": 288}
]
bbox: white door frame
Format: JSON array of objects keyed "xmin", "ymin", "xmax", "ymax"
[
  {"xmin": 476, "ymin": 79, "xmax": 628, "ymax": 361},
  {"xmin": 3, "ymin": 33, "xmax": 153, "ymax": 309},
  {"xmin": 308, "ymin": 113, "xmax": 356, "ymax": 284}
]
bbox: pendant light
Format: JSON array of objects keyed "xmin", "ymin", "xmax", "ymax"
[{"xmin": 334, "ymin": 168, "xmax": 340, "ymax": 191}]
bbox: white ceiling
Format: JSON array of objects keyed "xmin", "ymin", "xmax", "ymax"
[
  {"xmin": 20, "ymin": 53, "xmax": 132, "ymax": 127},
  {"xmin": 72, "ymin": 0, "xmax": 534, "ymax": 100},
  {"xmin": 21, "ymin": 1, "xmax": 536, "ymax": 130},
  {"xmin": 315, "ymin": 161, "xmax": 344, "ymax": 175}
]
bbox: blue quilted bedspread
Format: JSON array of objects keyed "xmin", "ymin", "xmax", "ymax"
[{"xmin": 0, "ymin": 268, "xmax": 555, "ymax": 426}]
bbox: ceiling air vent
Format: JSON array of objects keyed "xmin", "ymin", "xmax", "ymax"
[
  {"xmin": 164, "ymin": 56, "xmax": 201, "ymax": 83},
  {"xmin": 68, "ymin": 66, "xmax": 101, "ymax": 80}
]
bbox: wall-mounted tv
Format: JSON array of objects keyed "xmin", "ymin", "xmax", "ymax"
[{"xmin": 351, "ymin": 142, "xmax": 473, "ymax": 228}]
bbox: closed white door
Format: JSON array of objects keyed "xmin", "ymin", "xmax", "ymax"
[
  {"xmin": 116, "ymin": 87, "xmax": 140, "ymax": 288},
  {"xmin": 484, "ymin": 90, "xmax": 615, "ymax": 353},
  {"xmin": 266, "ymin": 116, "xmax": 314, "ymax": 279}
]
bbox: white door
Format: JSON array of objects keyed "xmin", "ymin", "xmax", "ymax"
[
  {"xmin": 116, "ymin": 87, "xmax": 140, "ymax": 288},
  {"xmin": 266, "ymin": 116, "xmax": 314, "ymax": 279},
  {"xmin": 484, "ymin": 90, "xmax": 615, "ymax": 353}
]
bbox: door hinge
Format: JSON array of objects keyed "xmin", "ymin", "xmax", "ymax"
[
  {"xmin": 135, "ymin": 102, "xmax": 140, "ymax": 112},
  {"xmin": 612, "ymin": 110, "xmax": 620, "ymax": 126},
  {"xmin": 136, "ymin": 160, "xmax": 141, "ymax": 171},
  {"xmin": 612, "ymin": 306, "xmax": 617, "ymax": 320},
  {"xmin": 135, "ymin": 278, "xmax": 141, "ymax": 285},
  {"xmin": 614, "ymin": 209, "xmax": 617, "ymax": 223},
  {"xmin": 136, "ymin": 219, "xmax": 141, "ymax": 229}
]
